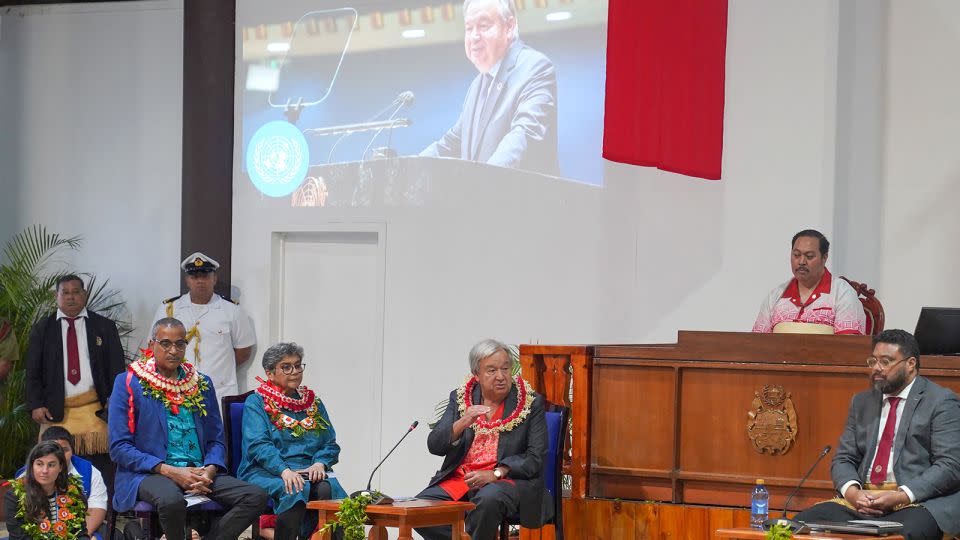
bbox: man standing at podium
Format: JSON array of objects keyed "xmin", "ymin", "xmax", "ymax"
[
  {"xmin": 421, "ymin": 0, "xmax": 559, "ymax": 176},
  {"xmin": 794, "ymin": 330, "xmax": 960, "ymax": 539}
]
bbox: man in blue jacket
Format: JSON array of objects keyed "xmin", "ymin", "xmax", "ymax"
[{"xmin": 108, "ymin": 317, "xmax": 267, "ymax": 540}]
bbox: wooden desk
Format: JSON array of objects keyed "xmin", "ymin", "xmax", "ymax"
[
  {"xmin": 518, "ymin": 332, "xmax": 960, "ymax": 539},
  {"xmin": 716, "ymin": 527, "xmax": 904, "ymax": 540},
  {"xmin": 307, "ymin": 499, "xmax": 475, "ymax": 540}
]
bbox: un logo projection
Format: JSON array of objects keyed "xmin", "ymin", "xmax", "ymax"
[{"xmin": 246, "ymin": 120, "xmax": 310, "ymax": 197}]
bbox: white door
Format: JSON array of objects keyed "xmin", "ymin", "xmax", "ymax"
[{"xmin": 275, "ymin": 228, "xmax": 384, "ymax": 494}]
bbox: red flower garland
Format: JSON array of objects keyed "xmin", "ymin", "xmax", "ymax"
[
  {"xmin": 457, "ymin": 375, "xmax": 534, "ymax": 435},
  {"xmin": 255, "ymin": 377, "xmax": 315, "ymax": 411},
  {"xmin": 255, "ymin": 377, "xmax": 328, "ymax": 437}
]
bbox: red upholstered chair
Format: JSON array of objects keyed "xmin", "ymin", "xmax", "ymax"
[{"xmin": 840, "ymin": 276, "xmax": 885, "ymax": 336}]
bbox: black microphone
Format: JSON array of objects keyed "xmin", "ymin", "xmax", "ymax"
[
  {"xmin": 762, "ymin": 445, "xmax": 832, "ymax": 533},
  {"xmin": 350, "ymin": 421, "xmax": 419, "ymax": 505}
]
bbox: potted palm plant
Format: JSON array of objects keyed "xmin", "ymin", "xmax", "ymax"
[{"xmin": 0, "ymin": 226, "xmax": 133, "ymax": 517}]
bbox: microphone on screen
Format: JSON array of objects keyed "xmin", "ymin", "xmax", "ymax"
[{"xmin": 392, "ymin": 91, "xmax": 415, "ymax": 108}]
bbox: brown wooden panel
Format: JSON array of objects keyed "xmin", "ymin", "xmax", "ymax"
[
  {"xmin": 576, "ymin": 498, "xmax": 637, "ymax": 540},
  {"xmin": 682, "ymin": 480, "xmax": 830, "ymax": 512},
  {"xmin": 678, "ymin": 367, "xmax": 860, "ymax": 478},
  {"xmin": 570, "ymin": 350, "xmax": 592, "ymax": 499},
  {"xmin": 522, "ymin": 333, "xmax": 960, "ymax": 513},
  {"xmin": 592, "ymin": 365, "xmax": 675, "ymax": 470},
  {"xmin": 925, "ymin": 374, "xmax": 960, "ymax": 395},
  {"xmin": 597, "ymin": 331, "xmax": 873, "ymax": 365},
  {"xmin": 564, "ymin": 500, "xmax": 757, "ymax": 539},
  {"xmin": 590, "ymin": 472, "xmax": 674, "ymax": 501},
  {"xmin": 521, "ymin": 345, "xmax": 591, "ymax": 356},
  {"xmin": 655, "ymin": 503, "xmax": 683, "ymax": 539},
  {"xmin": 542, "ymin": 354, "xmax": 571, "ymax": 406},
  {"xmin": 521, "ymin": 348, "xmax": 593, "ymax": 499},
  {"xmin": 673, "ymin": 505, "xmax": 709, "ymax": 540},
  {"xmin": 560, "ymin": 498, "xmax": 583, "ymax": 540},
  {"xmin": 597, "ymin": 331, "xmax": 960, "ymax": 370},
  {"xmin": 633, "ymin": 503, "xmax": 659, "ymax": 540}
]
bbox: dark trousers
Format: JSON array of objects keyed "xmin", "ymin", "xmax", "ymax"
[
  {"xmin": 274, "ymin": 481, "xmax": 341, "ymax": 540},
  {"xmin": 795, "ymin": 501, "xmax": 941, "ymax": 540},
  {"xmin": 138, "ymin": 474, "xmax": 268, "ymax": 540},
  {"xmin": 414, "ymin": 483, "xmax": 519, "ymax": 540}
]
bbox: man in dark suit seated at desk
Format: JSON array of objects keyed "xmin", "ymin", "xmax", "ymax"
[
  {"xmin": 420, "ymin": 0, "xmax": 559, "ymax": 176},
  {"xmin": 794, "ymin": 329, "xmax": 960, "ymax": 540}
]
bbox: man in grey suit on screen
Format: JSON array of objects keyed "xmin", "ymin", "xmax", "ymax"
[
  {"xmin": 794, "ymin": 329, "xmax": 960, "ymax": 539},
  {"xmin": 421, "ymin": 0, "xmax": 559, "ymax": 176}
]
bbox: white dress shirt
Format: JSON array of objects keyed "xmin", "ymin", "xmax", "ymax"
[
  {"xmin": 840, "ymin": 378, "xmax": 917, "ymax": 502},
  {"xmin": 57, "ymin": 308, "xmax": 95, "ymax": 398},
  {"xmin": 151, "ymin": 294, "xmax": 256, "ymax": 399}
]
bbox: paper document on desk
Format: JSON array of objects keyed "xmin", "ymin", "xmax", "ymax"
[
  {"xmin": 849, "ymin": 520, "xmax": 903, "ymax": 527},
  {"xmin": 184, "ymin": 494, "xmax": 211, "ymax": 507}
]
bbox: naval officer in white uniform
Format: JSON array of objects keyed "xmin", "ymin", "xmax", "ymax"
[{"xmin": 150, "ymin": 252, "xmax": 256, "ymax": 398}]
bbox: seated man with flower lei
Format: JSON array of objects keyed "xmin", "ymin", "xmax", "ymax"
[
  {"xmin": 107, "ymin": 317, "xmax": 268, "ymax": 540},
  {"xmin": 5, "ymin": 441, "xmax": 89, "ymax": 540},
  {"xmin": 415, "ymin": 339, "xmax": 553, "ymax": 540},
  {"xmin": 238, "ymin": 342, "xmax": 347, "ymax": 540}
]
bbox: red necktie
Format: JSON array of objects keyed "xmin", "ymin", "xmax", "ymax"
[
  {"xmin": 66, "ymin": 317, "xmax": 81, "ymax": 385},
  {"xmin": 870, "ymin": 396, "xmax": 902, "ymax": 484}
]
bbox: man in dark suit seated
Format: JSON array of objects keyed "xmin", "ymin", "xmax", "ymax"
[
  {"xmin": 794, "ymin": 329, "xmax": 960, "ymax": 539},
  {"xmin": 108, "ymin": 317, "xmax": 267, "ymax": 540},
  {"xmin": 25, "ymin": 274, "xmax": 125, "ymax": 491},
  {"xmin": 415, "ymin": 339, "xmax": 553, "ymax": 540},
  {"xmin": 421, "ymin": 0, "xmax": 559, "ymax": 176}
]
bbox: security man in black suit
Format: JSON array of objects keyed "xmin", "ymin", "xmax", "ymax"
[{"xmin": 25, "ymin": 274, "xmax": 125, "ymax": 489}]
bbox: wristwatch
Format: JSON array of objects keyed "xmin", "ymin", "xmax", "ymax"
[{"xmin": 493, "ymin": 468, "xmax": 503, "ymax": 479}]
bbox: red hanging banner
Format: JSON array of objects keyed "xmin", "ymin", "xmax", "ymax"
[{"xmin": 603, "ymin": 0, "xmax": 728, "ymax": 180}]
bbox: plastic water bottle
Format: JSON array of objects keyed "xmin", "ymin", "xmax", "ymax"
[{"xmin": 750, "ymin": 479, "xmax": 769, "ymax": 529}]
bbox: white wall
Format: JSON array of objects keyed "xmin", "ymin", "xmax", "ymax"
[
  {"xmin": 232, "ymin": 1, "xmax": 847, "ymax": 497},
  {"xmin": 0, "ymin": 1, "xmax": 183, "ymax": 340},
  {"xmin": 879, "ymin": 0, "xmax": 960, "ymax": 329},
  {"xmin": 4, "ymin": 0, "xmax": 956, "ymax": 516}
]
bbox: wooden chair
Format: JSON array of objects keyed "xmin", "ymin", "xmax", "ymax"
[{"xmin": 840, "ymin": 276, "xmax": 885, "ymax": 336}]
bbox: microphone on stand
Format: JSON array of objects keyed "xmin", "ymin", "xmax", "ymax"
[
  {"xmin": 762, "ymin": 445, "xmax": 832, "ymax": 533},
  {"xmin": 362, "ymin": 90, "xmax": 415, "ymax": 161},
  {"xmin": 325, "ymin": 91, "xmax": 414, "ymax": 163},
  {"xmin": 392, "ymin": 91, "xmax": 415, "ymax": 107},
  {"xmin": 350, "ymin": 420, "xmax": 419, "ymax": 505}
]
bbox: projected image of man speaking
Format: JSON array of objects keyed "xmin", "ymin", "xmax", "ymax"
[{"xmin": 421, "ymin": 0, "xmax": 559, "ymax": 177}]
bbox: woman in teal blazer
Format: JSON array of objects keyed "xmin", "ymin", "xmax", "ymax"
[{"xmin": 238, "ymin": 343, "xmax": 347, "ymax": 540}]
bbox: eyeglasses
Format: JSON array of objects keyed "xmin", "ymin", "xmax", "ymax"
[
  {"xmin": 275, "ymin": 363, "xmax": 306, "ymax": 375},
  {"xmin": 866, "ymin": 356, "xmax": 911, "ymax": 369},
  {"xmin": 153, "ymin": 339, "xmax": 188, "ymax": 351}
]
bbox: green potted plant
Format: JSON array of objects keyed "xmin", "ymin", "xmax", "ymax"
[
  {"xmin": 0, "ymin": 226, "xmax": 133, "ymax": 480},
  {"xmin": 321, "ymin": 491, "xmax": 374, "ymax": 540},
  {"xmin": 766, "ymin": 523, "xmax": 794, "ymax": 540}
]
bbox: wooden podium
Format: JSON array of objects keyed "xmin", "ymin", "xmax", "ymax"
[{"xmin": 518, "ymin": 331, "xmax": 960, "ymax": 539}]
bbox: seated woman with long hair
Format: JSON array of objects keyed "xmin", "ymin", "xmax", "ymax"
[
  {"xmin": 5, "ymin": 441, "xmax": 89, "ymax": 540},
  {"xmin": 238, "ymin": 342, "xmax": 346, "ymax": 540}
]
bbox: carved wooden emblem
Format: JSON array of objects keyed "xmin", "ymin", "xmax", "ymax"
[{"xmin": 747, "ymin": 385, "xmax": 797, "ymax": 455}]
